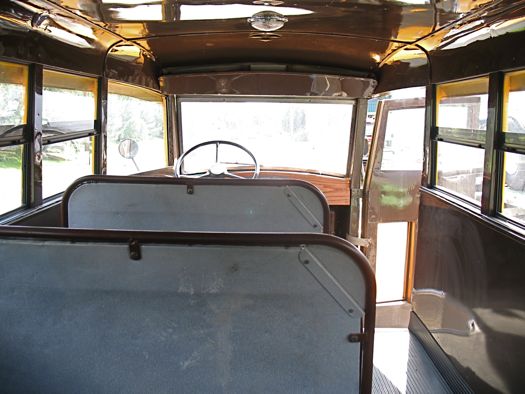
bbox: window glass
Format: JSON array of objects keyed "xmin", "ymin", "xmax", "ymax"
[
  {"xmin": 42, "ymin": 70, "xmax": 96, "ymax": 135},
  {"xmin": 0, "ymin": 145, "xmax": 23, "ymax": 213},
  {"xmin": 107, "ymin": 82, "xmax": 165, "ymax": 175},
  {"xmin": 0, "ymin": 62, "xmax": 27, "ymax": 140},
  {"xmin": 504, "ymin": 71, "xmax": 525, "ymax": 133},
  {"xmin": 436, "ymin": 141, "xmax": 484, "ymax": 204},
  {"xmin": 42, "ymin": 136, "xmax": 93, "ymax": 198},
  {"xmin": 437, "ymin": 77, "xmax": 489, "ymax": 130},
  {"xmin": 375, "ymin": 222, "xmax": 408, "ymax": 302},
  {"xmin": 381, "ymin": 107, "xmax": 425, "ymax": 171},
  {"xmin": 501, "ymin": 152, "xmax": 525, "ymax": 225},
  {"xmin": 180, "ymin": 100, "xmax": 353, "ymax": 175}
]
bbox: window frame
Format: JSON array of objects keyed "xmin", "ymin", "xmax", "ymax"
[
  {"xmin": 431, "ymin": 76, "xmax": 489, "ymax": 207},
  {"xmin": 497, "ymin": 71, "xmax": 525, "ymax": 227},
  {"xmin": 0, "ymin": 60, "xmax": 29, "ymax": 218},
  {"xmin": 0, "ymin": 59, "xmax": 168, "ymax": 222},
  {"xmin": 40, "ymin": 68, "xmax": 98, "ymax": 200},
  {"xmin": 427, "ymin": 70, "xmax": 525, "ymax": 233}
]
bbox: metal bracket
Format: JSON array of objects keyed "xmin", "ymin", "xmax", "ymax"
[
  {"xmin": 347, "ymin": 333, "xmax": 366, "ymax": 343},
  {"xmin": 347, "ymin": 235, "xmax": 371, "ymax": 248},
  {"xmin": 351, "ymin": 188, "xmax": 364, "ymax": 199},
  {"xmin": 298, "ymin": 245, "xmax": 363, "ymax": 318},
  {"xmin": 284, "ymin": 186, "xmax": 322, "ymax": 230},
  {"xmin": 129, "ymin": 239, "xmax": 141, "ymax": 260}
]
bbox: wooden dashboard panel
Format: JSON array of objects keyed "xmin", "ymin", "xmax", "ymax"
[
  {"xmin": 140, "ymin": 168, "xmax": 350, "ymax": 206},
  {"xmin": 245, "ymin": 171, "xmax": 350, "ymax": 206}
]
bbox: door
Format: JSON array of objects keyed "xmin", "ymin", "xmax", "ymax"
[{"xmin": 362, "ymin": 98, "xmax": 426, "ymax": 302}]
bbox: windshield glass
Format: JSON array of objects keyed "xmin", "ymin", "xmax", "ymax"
[{"xmin": 180, "ymin": 99, "xmax": 354, "ymax": 176}]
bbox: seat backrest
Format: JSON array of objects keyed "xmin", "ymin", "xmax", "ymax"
[
  {"xmin": 0, "ymin": 227, "xmax": 375, "ymax": 393},
  {"xmin": 63, "ymin": 176, "xmax": 330, "ymax": 232}
]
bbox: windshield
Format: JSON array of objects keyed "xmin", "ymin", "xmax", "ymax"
[{"xmin": 180, "ymin": 99, "xmax": 354, "ymax": 176}]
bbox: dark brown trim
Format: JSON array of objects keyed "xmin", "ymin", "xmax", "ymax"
[
  {"xmin": 94, "ymin": 77, "xmax": 108, "ymax": 174},
  {"xmin": 501, "ymin": 133, "xmax": 525, "ymax": 153},
  {"xmin": 0, "ymin": 124, "xmax": 27, "ymax": 147},
  {"xmin": 420, "ymin": 186, "xmax": 525, "ymax": 243},
  {"xmin": 42, "ymin": 129, "xmax": 97, "ymax": 145},
  {"xmin": 0, "ymin": 226, "xmax": 376, "ymax": 393},
  {"xmin": 24, "ymin": 63, "xmax": 43, "ymax": 208},
  {"xmin": 176, "ymin": 97, "xmax": 184, "ymax": 157},
  {"xmin": 60, "ymin": 175, "xmax": 331, "ymax": 233},
  {"xmin": 481, "ymin": 72, "xmax": 504, "ymax": 216},
  {"xmin": 348, "ymin": 98, "xmax": 368, "ymax": 238},
  {"xmin": 422, "ymin": 84, "xmax": 436, "ymax": 187},
  {"xmin": 435, "ymin": 127, "xmax": 485, "ymax": 146},
  {"xmin": 165, "ymin": 95, "xmax": 177, "ymax": 165},
  {"xmin": 161, "ymin": 72, "xmax": 376, "ymax": 97}
]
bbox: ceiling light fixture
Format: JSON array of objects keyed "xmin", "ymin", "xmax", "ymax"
[{"xmin": 248, "ymin": 10, "xmax": 287, "ymax": 32}]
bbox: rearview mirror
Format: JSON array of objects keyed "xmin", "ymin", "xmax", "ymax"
[
  {"xmin": 118, "ymin": 138, "xmax": 139, "ymax": 159},
  {"xmin": 118, "ymin": 139, "xmax": 140, "ymax": 172}
]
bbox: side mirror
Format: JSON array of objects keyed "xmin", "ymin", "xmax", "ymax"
[{"xmin": 118, "ymin": 139, "xmax": 140, "ymax": 171}]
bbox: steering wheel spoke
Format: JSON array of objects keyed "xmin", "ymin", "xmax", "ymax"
[
  {"xmin": 175, "ymin": 140, "xmax": 259, "ymax": 179},
  {"xmin": 197, "ymin": 170, "xmax": 211, "ymax": 178},
  {"xmin": 224, "ymin": 171, "xmax": 244, "ymax": 179}
]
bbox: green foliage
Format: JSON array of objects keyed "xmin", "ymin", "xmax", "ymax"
[
  {"xmin": 0, "ymin": 146, "xmax": 22, "ymax": 169},
  {"xmin": 108, "ymin": 94, "xmax": 163, "ymax": 143},
  {"xmin": 0, "ymin": 83, "xmax": 24, "ymax": 126}
]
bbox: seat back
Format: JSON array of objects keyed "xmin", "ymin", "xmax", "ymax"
[
  {"xmin": 0, "ymin": 227, "xmax": 375, "ymax": 393},
  {"xmin": 63, "ymin": 176, "xmax": 330, "ymax": 232}
]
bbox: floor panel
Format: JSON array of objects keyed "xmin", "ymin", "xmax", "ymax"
[{"xmin": 373, "ymin": 328, "xmax": 451, "ymax": 393}]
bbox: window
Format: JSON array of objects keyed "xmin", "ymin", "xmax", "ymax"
[
  {"xmin": 42, "ymin": 70, "xmax": 96, "ymax": 198},
  {"xmin": 180, "ymin": 99, "xmax": 354, "ymax": 175},
  {"xmin": 381, "ymin": 107, "xmax": 425, "ymax": 171},
  {"xmin": 43, "ymin": 70, "xmax": 96, "ymax": 135},
  {"xmin": 500, "ymin": 71, "xmax": 525, "ymax": 225},
  {"xmin": 0, "ymin": 61, "xmax": 27, "ymax": 215},
  {"xmin": 431, "ymin": 72, "xmax": 525, "ymax": 231},
  {"xmin": 0, "ymin": 145, "xmax": 23, "ymax": 214},
  {"xmin": 437, "ymin": 78, "xmax": 489, "ymax": 131},
  {"xmin": 107, "ymin": 82, "xmax": 165, "ymax": 175},
  {"xmin": 434, "ymin": 78, "xmax": 488, "ymax": 204},
  {"xmin": 436, "ymin": 142, "xmax": 484, "ymax": 204},
  {"xmin": 42, "ymin": 136, "xmax": 93, "ymax": 198}
]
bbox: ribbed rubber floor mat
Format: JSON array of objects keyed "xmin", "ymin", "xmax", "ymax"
[{"xmin": 373, "ymin": 329, "xmax": 452, "ymax": 393}]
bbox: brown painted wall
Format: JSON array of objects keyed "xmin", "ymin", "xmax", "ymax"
[{"xmin": 413, "ymin": 189, "xmax": 525, "ymax": 393}]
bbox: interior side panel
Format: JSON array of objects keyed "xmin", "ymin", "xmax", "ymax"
[{"xmin": 413, "ymin": 189, "xmax": 525, "ymax": 393}]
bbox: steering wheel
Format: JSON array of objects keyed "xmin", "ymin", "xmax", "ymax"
[{"xmin": 175, "ymin": 140, "xmax": 260, "ymax": 179}]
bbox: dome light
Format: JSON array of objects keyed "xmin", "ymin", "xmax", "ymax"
[{"xmin": 248, "ymin": 10, "xmax": 288, "ymax": 32}]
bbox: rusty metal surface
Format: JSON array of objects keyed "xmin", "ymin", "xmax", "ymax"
[{"xmin": 413, "ymin": 189, "xmax": 525, "ymax": 393}]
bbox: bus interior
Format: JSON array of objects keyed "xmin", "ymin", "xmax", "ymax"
[{"xmin": 0, "ymin": 0, "xmax": 525, "ymax": 392}]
